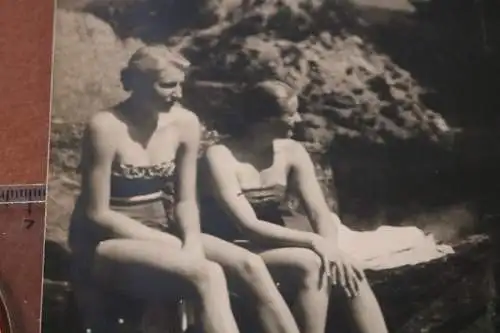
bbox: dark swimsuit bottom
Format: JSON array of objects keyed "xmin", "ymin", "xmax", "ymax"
[
  {"xmin": 200, "ymin": 184, "xmax": 312, "ymax": 242},
  {"xmin": 68, "ymin": 159, "xmax": 178, "ymax": 256},
  {"xmin": 106, "ymin": 160, "xmax": 181, "ymax": 237}
]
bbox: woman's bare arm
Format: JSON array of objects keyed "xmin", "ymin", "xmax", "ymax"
[
  {"xmin": 204, "ymin": 144, "xmax": 319, "ymax": 248},
  {"xmin": 289, "ymin": 140, "xmax": 339, "ymax": 243},
  {"xmin": 173, "ymin": 111, "xmax": 203, "ymax": 248},
  {"xmin": 83, "ymin": 112, "xmax": 181, "ymax": 243},
  {"xmin": 290, "ymin": 141, "xmax": 367, "ymax": 294}
]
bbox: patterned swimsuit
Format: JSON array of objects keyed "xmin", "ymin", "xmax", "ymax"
[{"xmin": 68, "ymin": 159, "xmax": 179, "ymax": 264}]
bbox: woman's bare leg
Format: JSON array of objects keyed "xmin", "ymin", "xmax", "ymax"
[
  {"xmin": 347, "ymin": 280, "xmax": 388, "ymax": 333},
  {"xmin": 201, "ymin": 234, "xmax": 300, "ymax": 333},
  {"xmin": 91, "ymin": 238, "xmax": 240, "ymax": 333},
  {"xmin": 258, "ymin": 247, "xmax": 330, "ymax": 333}
]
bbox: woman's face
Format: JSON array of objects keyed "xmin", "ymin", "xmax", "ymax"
[
  {"xmin": 264, "ymin": 94, "xmax": 303, "ymax": 138},
  {"xmin": 136, "ymin": 63, "xmax": 185, "ymax": 106},
  {"xmin": 152, "ymin": 66, "xmax": 185, "ymax": 104}
]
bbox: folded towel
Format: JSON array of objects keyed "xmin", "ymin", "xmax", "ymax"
[{"xmin": 334, "ymin": 214, "xmax": 454, "ymax": 270}]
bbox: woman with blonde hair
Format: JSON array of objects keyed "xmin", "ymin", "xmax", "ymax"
[{"xmin": 68, "ymin": 45, "xmax": 240, "ymax": 333}]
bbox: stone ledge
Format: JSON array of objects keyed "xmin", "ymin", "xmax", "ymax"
[{"xmin": 42, "ymin": 234, "xmax": 493, "ymax": 333}]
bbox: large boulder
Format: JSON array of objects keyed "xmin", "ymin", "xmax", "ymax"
[
  {"xmin": 52, "ymin": 9, "xmax": 143, "ymax": 121},
  {"xmin": 49, "ymin": 0, "xmax": 480, "ymax": 245}
]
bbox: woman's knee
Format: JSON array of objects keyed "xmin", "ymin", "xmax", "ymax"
[
  {"xmin": 295, "ymin": 250, "xmax": 322, "ymax": 275},
  {"xmin": 234, "ymin": 253, "xmax": 269, "ymax": 281},
  {"xmin": 190, "ymin": 261, "xmax": 227, "ymax": 292},
  {"xmin": 286, "ymin": 249, "xmax": 324, "ymax": 287}
]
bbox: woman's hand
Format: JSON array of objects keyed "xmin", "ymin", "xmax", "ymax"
[
  {"xmin": 182, "ymin": 241, "xmax": 205, "ymax": 259},
  {"xmin": 309, "ymin": 236, "xmax": 332, "ymax": 286},
  {"xmin": 326, "ymin": 245, "xmax": 366, "ymax": 298}
]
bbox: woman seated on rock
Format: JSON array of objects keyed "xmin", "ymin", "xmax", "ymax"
[
  {"xmin": 198, "ymin": 79, "xmax": 389, "ymax": 333},
  {"xmin": 68, "ymin": 46, "xmax": 315, "ymax": 333},
  {"xmin": 67, "ymin": 45, "xmax": 242, "ymax": 333}
]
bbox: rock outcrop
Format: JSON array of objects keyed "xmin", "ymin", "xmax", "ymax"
[{"xmin": 50, "ymin": 0, "xmax": 500, "ymax": 246}]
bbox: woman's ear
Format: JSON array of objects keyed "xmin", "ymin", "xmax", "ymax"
[
  {"xmin": 120, "ymin": 68, "xmax": 133, "ymax": 92},
  {"xmin": 291, "ymin": 121, "xmax": 307, "ymax": 141}
]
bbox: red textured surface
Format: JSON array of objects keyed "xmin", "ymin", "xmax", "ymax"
[
  {"xmin": 0, "ymin": 204, "xmax": 45, "ymax": 333},
  {"xmin": 0, "ymin": 0, "xmax": 54, "ymax": 184}
]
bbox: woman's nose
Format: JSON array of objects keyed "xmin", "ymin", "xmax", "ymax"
[
  {"xmin": 290, "ymin": 112, "xmax": 302, "ymax": 124},
  {"xmin": 291, "ymin": 120, "xmax": 307, "ymax": 141},
  {"xmin": 173, "ymin": 84, "xmax": 182, "ymax": 97}
]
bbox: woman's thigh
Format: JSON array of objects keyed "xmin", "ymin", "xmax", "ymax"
[
  {"xmin": 201, "ymin": 235, "xmax": 271, "ymax": 289},
  {"xmin": 257, "ymin": 247, "xmax": 324, "ymax": 290},
  {"xmin": 201, "ymin": 234, "xmax": 258, "ymax": 271},
  {"xmin": 92, "ymin": 237, "xmax": 208, "ymax": 301},
  {"xmin": 201, "ymin": 235, "xmax": 320, "ymax": 288}
]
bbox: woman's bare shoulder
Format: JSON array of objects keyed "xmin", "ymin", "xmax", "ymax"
[
  {"xmin": 278, "ymin": 139, "xmax": 311, "ymax": 164},
  {"xmin": 85, "ymin": 109, "xmax": 124, "ymax": 140},
  {"xmin": 276, "ymin": 138, "xmax": 305, "ymax": 154},
  {"xmin": 205, "ymin": 142, "xmax": 233, "ymax": 162},
  {"xmin": 172, "ymin": 105, "xmax": 200, "ymax": 126},
  {"xmin": 171, "ymin": 106, "xmax": 201, "ymax": 140}
]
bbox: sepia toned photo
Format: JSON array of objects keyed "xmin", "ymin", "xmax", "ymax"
[{"xmin": 44, "ymin": 1, "xmax": 499, "ymax": 333}]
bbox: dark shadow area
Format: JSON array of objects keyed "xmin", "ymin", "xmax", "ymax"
[
  {"xmin": 43, "ymin": 241, "xmax": 70, "ymax": 282},
  {"xmin": 79, "ymin": 0, "xmax": 220, "ymax": 44},
  {"xmin": 299, "ymin": 0, "xmax": 500, "ymax": 234}
]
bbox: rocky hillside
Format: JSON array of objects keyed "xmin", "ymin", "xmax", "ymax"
[
  {"xmin": 54, "ymin": 0, "xmax": 453, "ymax": 144},
  {"xmin": 50, "ymin": 0, "xmax": 496, "ymax": 249}
]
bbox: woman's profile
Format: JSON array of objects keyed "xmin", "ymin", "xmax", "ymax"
[
  {"xmin": 67, "ymin": 45, "xmax": 240, "ymax": 333},
  {"xmin": 199, "ymin": 79, "xmax": 389, "ymax": 333}
]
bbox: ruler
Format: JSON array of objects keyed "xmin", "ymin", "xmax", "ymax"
[{"xmin": 0, "ymin": 184, "xmax": 46, "ymax": 205}]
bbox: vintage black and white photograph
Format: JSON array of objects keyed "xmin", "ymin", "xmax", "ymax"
[{"xmin": 44, "ymin": 0, "xmax": 500, "ymax": 333}]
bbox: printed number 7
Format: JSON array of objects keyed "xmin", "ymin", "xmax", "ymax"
[{"xmin": 23, "ymin": 218, "xmax": 35, "ymax": 229}]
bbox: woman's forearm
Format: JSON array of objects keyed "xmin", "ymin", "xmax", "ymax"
[
  {"xmin": 90, "ymin": 210, "xmax": 177, "ymax": 243},
  {"xmin": 245, "ymin": 219, "xmax": 317, "ymax": 248},
  {"xmin": 311, "ymin": 212, "xmax": 340, "ymax": 244},
  {"xmin": 174, "ymin": 199, "xmax": 202, "ymax": 244}
]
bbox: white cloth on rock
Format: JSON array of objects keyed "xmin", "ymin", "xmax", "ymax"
[{"xmin": 333, "ymin": 214, "xmax": 455, "ymax": 270}]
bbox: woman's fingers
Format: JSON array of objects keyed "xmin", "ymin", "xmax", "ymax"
[
  {"xmin": 339, "ymin": 262, "xmax": 354, "ymax": 298},
  {"xmin": 331, "ymin": 255, "xmax": 365, "ymax": 298},
  {"xmin": 337, "ymin": 261, "xmax": 347, "ymax": 292},
  {"xmin": 311, "ymin": 247, "xmax": 329, "ymax": 288},
  {"xmin": 344, "ymin": 264, "xmax": 360, "ymax": 297},
  {"xmin": 353, "ymin": 264, "xmax": 366, "ymax": 282},
  {"xmin": 319, "ymin": 253, "xmax": 329, "ymax": 288},
  {"xmin": 330, "ymin": 262, "xmax": 337, "ymax": 286}
]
